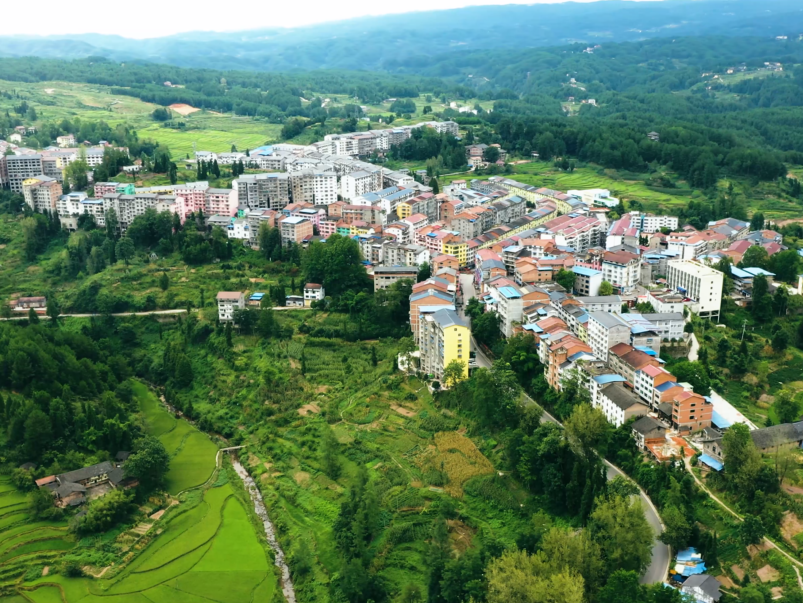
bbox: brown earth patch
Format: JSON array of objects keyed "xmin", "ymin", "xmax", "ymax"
[
  {"xmin": 731, "ymin": 565, "xmax": 745, "ymax": 581},
  {"xmin": 781, "ymin": 511, "xmax": 803, "ymax": 545},
  {"xmin": 316, "ymin": 385, "xmax": 330, "ymax": 393},
  {"xmin": 718, "ymin": 575, "xmax": 737, "ymax": 589},
  {"xmin": 391, "ymin": 404, "xmax": 417, "ymax": 418},
  {"xmin": 290, "ymin": 359, "xmax": 300, "ymax": 369},
  {"xmin": 293, "ymin": 471, "xmax": 311, "ymax": 486},
  {"xmin": 783, "ymin": 484, "xmax": 803, "ymax": 496},
  {"xmin": 748, "ymin": 541, "xmax": 772, "ymax": 558},
  {"xmin": 447, "ymin": 519, "xmax": 476, "ymax": 553},
  {"xmin": 149, "ymin": 509, "xmax": 166, "ymax": 521},
  {"xmin": 249, "ymin": 278, "xmax": 266, "ymax": 283},
  {"xmin": 757, "ymin": 564, "xmax": 781, "ymax": 583},
  {"xmin": 169, "ymin": 103, "xmax": 201, "ymax": 116},
  {"xmin": 298, "ymin": 403, "xmax": 321, "ymax": 416},
  {"xmin": 772, "ymin": 587, "xmax": 784, "ymax": 599},
  {"xmin": 42, "ymin": 566, "xmax": 49, "ymax": 576}
]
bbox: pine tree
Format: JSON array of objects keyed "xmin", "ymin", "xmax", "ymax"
[
  {"xmin": 224, "ymin": 322, "xmax": 233, "ymax": 347},
  {"xmin": 371, "ymin": 347, "xmax": 378, "ymax": 367}
]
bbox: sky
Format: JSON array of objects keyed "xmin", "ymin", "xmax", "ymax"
[{"xmin": 0, "ymin": 0, "xmax": 656, "ymax": 38}]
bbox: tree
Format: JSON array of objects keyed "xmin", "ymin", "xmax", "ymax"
[
  {"xmin": 28, "ymin": 487, "xmax": 60, "ymax": 520},
  {"xmin": 741, "ymin": 246, "xmax": 770, "ymax": 270},
  {"xmin": 320, "ymin": 425, "xmax": 341, "ymax": 480},
  {"xmin": 46, "ymin": 296, "xmax": 60, "ymax": 323},
  {"xmin": 257, "ymin": 308, "xmax": 278, "ymax": 338},
  {"xmin": 739, "ymin": 514, "xmax": 766, "ymax": 545},
  {"xmin": 772, "ymin": 328, "xmax": 790, "ymax": 352},
  {"xmin": 564, "ymin": 404, "xmax": 608, "ymax": 457},
  {"xmin": 159, "ymin": 272, "xmax": 170, "ymax": 291},
  {"xmin": 555, "ymin": 269, "xmax": 576, "ymax": 293},
  {"xmin": 24, "ymin": 409, "xmax": 52, "ymax": 460},
  {"xmin": 774, "ymin": 389, "xmax": 800, "ymax": 424},
  {"xmin": 27, "ymin": 307, "xmax": 39, "ymax": 324},
  {"xmin": 115, "ymin": 237, "xmax": 135, "ymax": 267},
  {"xmin": 722, "ymin": 423, "xmax": 762, "ymax": 493},
  {"xmin": 660, "ymin": 505, "xmax": 692, "ymax": 551},
  {"xmin": 749, "ymin": 212, "xmax": 765, "ymax": 232},
  {"xmin": 64, "ymin": 159, "xmax": 90, "ymax": 191},
  {"xmin": 105, "ymin": 208, "xmax": 120, "ymax": 240},
  {"xmin": 589, "ymin": 494, "xmax": 653, "ymax": 574},
  {"xmin": 151, "ymin": 107, "xmax": 170, "ymax": 121},
  {"xmin": 752, "ymin": 274, "xmax": 772, "ymax": 322},
  {"xmin": 417, "ymin": 262, "xmax": 431, "ymax": 282},
  {"xmin": 125, "ymin": 435, "xmax": 170, "ymax": 491},
  {"xmin": 483, "ymin": 146, "xmax": 501, "ymax": 163},
  {"xmin": 430, "ymin": 178, "xmax": 440, "ymax": 194},
  {"xmin": 669, "ymin": 361, "xmax": 711, "ymax": 396},
  {"xmin": 443, "ymin": 359, "xmax": 467, "ymax": 388},
  {"xmin": 175, "ymin": 356, "xmax": 194, "ymax": 388},
  {"xmin": 598, "ymin": 281, "xmax": 614, "ymax": 296},
  {"xmin": 485, "ymin": 549, "xmax": 584, "ymax": 603}
]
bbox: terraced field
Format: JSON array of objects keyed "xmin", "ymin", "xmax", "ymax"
[
  {"xmin": 0, "ymin": 384, "xmax": 275, "ymax": 603},
  {"xmin": 133, "ymin": 382, "xmax": 218, "ymax": 494}
]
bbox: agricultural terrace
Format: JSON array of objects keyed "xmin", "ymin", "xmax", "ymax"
[{"xmin": 155, "ymin": 308, "xmax": 539, "ymax": 601}]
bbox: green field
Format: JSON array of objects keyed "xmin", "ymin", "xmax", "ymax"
[
  {"xmin": 133, "ymin": 382, "xmax": 218, "ymax": 494},
  {"xmin": 0, "ymin": 80, "xmax": 282, "ymax": 155}
]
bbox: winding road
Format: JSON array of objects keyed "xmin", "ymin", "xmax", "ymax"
[{"xmin": 457, "ymin": 273, "xmax": 671, "ymax": 584}]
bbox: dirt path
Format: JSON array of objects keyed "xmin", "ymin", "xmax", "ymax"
[{"xmin": 683, "ymin": 455, "xmax": 803, "ymax": 589}]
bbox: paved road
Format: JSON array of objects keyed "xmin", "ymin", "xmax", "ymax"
[
  {"xmin": 1, "ymin": 306, "xmax": 310, "ymax": 321},
  {"xmin": 460, "ymin": 274, "xmax": 670, "ymax": 584}
]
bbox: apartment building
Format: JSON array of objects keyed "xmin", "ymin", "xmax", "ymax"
[
  {"xmin": 419, "ymin": 308, "xmax": 470, "ymax": 382},
  {"xmin": 341, "ymin": 170, "xmax": 379, "ymax": 200},
  {"xmin": 576, "ymin": 295, "xmax": 623, "ymax": 313},
  {"xmin": 205, "ymin": 188, "xmax": 238, "ymax": 217},
  {"xmin": 665, "ymin": 260, "xmax": 723, "ymax": 319},
  {"xmin": 544, "ymin": 332, "xmax": 594, "ymax": 390},
  {"xmin": 289, "ymin": 170, "xmax": 338, "ymax": 205},
  {"xmin": 667, "ymin": 233, "xmax": 707, "ymax": 260},
  {"xmin": 373, "ymin": 266, "xmax": 418, "ymax": 291},
  {"xmin": 601, "ymin": 251, "xmax": 641, "ymax": 293},
  {"xmin": 597, "ymin": 382, "xmax": 650, "ymax": 427},
  {"xmin": 383, "ymin": 242, "xmax": 429, "ymax": 267},
  {"xmin": 630, "ymin": 211, "xmax": 679, "ymax": 234},
  {"xmin": 671, "ymin": 390, "xmax": 713, "ymax": 433},
  {"xmin": 634, "ymin": 364, "xmax": 677, "ymax": 408},
  {"xmin": 56, "ymin": 134, "xmax": 76, "ymax": 147},
  {"xmin": 409, "ymin": 288, "xmax": 455, "ymax": 342},
  {"xmin": 279, "ymin": 216, "xmax": 313, "ymax": 246},
  {"xmin": 235, "ymin": 173, "xmax": 291, "ymax": 210},
  {"xmin": 4, "ymin": 154, "xmax": 44, "ymax": 192},
  {"xmin": 539, "ymin": 214, "xmax": 603, "ymax": 252},
  {"xmin": 608, "ymin": 343, "xmax": 660, "ymax": 386},
  {"xmin": 587, "ymin": 311, "xmax": 631, "ymax": 362},
  {"xmin": 22, "ymin": 176, "xmax": 61, "ymax": 212},
  {"xmin": 216, "ymin": 291, "xmax": 245, "ymax": 322},
  {"xmin": 572, "ymin": 266, "xmax": 603, "ymax": 296}
]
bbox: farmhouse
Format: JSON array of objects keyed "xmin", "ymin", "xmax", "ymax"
[{"xmin": 36, "ymin": 460, "xmax": 135, "ymax": 507}]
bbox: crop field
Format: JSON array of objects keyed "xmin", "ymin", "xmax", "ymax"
[
  {"xmin": 0, "ymin": 80, "xmax": 282, "ymax": 155},
  {"xmin": 9, "ymin": 482, "xmax": 274, "ymax": 603},
  {"xmin": 134, "ymin": 382, "xmax": 217, "ymax": 494}
]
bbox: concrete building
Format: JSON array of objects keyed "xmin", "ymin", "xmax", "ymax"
[
  {"xmin": 671, "ymin": 390, "xmax": 713, "ymax": 433},
  {"xmin": 303, "ymin": 283, "xmax": 325, "ymax": 306},
  {"xmin": 216, "ymin": 291, "xmax": 245, "ymax": 322},
  {"xmin": 665, "ymin": 260, "xmax": 723, "ymax": 319},
  {"xmin": 588, "ymin": 311, "xmax": 631, "ymax": 362},
  {"xmin": 289, "ymin": 170, "xmax": 338, "ymax": 205},
  {"xmin": 576, "ymin": 295, "xmax": 622, "ymax": 313},
  {"xmin": 572, "ymin": 266, "xmax": 603, "ymax": 296},
  {"xmin": 235, "ymin": 173, "xmax": 291, "ymax": 210},
  {"xmin": 601, "ymin": 251, "xmax": 641, "ymax": 293},
  {"xmin": 4, "ymin": 154, "xmax": 43, "ymax": 192},
  {"xmin": 373, "ymin": 266, "xmax": 418, "ymax": 291},
  {"xmin": 630, "ymin": 212, "xmax": 678, "ymax": 234},
  {"xmin": 279, "ymin": 216, "xmax": 313, "ymax": 246},
  {"xmin": 382, "ymin": 242, "xmax": 429, "ymax": 267},
  {"xmin": 341, "ymin": 170, "xmax": 378, "ymax": 200},
  {"xmin": 597, "ymin": 382, "xmax": 650, "ymax": 427},
  {"xmin": 22, "ymin": 176, "xmax": 61, "ymax": 212},
  {"xmin": 409, "ymin": 288, "xmax": 455, "ymax": 342},
  {"xmin": 419, "ymin": 308, "xmax": 470, "ymax": 382}
]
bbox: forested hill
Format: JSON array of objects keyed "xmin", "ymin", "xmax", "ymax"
[{"xmin": 0, "ymin": 0, "xmax": 801, "ymax": 72}]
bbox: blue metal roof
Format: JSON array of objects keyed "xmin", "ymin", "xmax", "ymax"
[
  {"xmin": 499, "ymin": 286, "xmax": 522, "ymax": 299},
  {"xmin": 572, "ymin": 266, "xmax": 601, "ymax": 277},
  {"xmin": 593, "ymin": 374, "xmax": 627, "ymax": 385},
  {"xmin": 711, "ymin": 410, "xmax": 732, "ymax": 429},
  {"xmin": 635, "ymin": 346, "xmax": 658, "ymax": 356},
  {"xmin": 249, "ymin": 293, "xmax": 265, "ymax": 300},
  {"xmin": 730, "ymin": 266, "xmax": 752, "ymax": 279},
  {"xmin": 743, "ymin": 267, "xmax": 775, "ymax": 277},
  {"xmin": 656, "ymin": 381, "xmax": 678, "ymax": 392},
  {"xmin": 698, "ymin": 454, "xmax": 723, "ymax": 471}
]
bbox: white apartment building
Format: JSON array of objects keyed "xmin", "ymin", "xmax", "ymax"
[
  {"xmin": 289, "ymin": 170, "xmax": 337, "ymax": 205},
  {"xmin": 647, "ymin": 290, "xmax": 686, "ymax": 314},
  {"xmin": 667, "ymin": 235, "xmax": 706, "ymax": 260},
  {"xmin": 597, "ymin": 382, "xmax": 649, "ymax": 427},
  {"xmin": 490, "ymin": 285, "xmax": 525, "ymax": 338},
  {"xmin": 629, "ymin": 211, "xmax": 679, "ymax": 234},
  {"xmin": 665, "ymin": 260, "xmax": 724, "ymax": 319},
  {"xmin": 576, "ymin": 295, "xmax": 623, "ymax": 313},
  {"xmin": 341, "ymin": 170, "xmax": 377, "ymax": 200},
  {"xmin": 234, "ymin": 173, "xmax": 291, "ymax": 210},
  {"xmin": 216, "ymin": 291, "xmax": 245, "ymax": 322},
  {"xmin": 587, "ymin": 311, "xmax": 631, "ymax": 363},
  {"xmin": 383, "ymin": 242, "xmax": 429, "ymax": 267},
  {"xmin": 601, "ymin": 251, "xmax": 641, "ymax": 293},
  {"xmin": 567, "ymin": 188, "xmax": 619, "ymax": 208}
]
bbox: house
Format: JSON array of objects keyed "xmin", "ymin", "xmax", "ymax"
[
  {"xmin": 598, "ymin": 382, "xmax": 650, "ymax": 427},
  {"xmin": 279, "ymin": 216, "xmax": 313, "ymax": 246},
  {"xmin": 419, "ymin": 308, "xmax": 471, "ymax": 383},
  {"xmin": 216, "ymin": 291, "xmax": 245, "ymax": 322},
  {"xmin": 681, "ymin": 575, "xmax": 721, "ymax": 603},
  {"xmin": 286, "ymin": 295, "xmax": 305, "ymax": 307},
  {"xmin": 304, "ymin": 283, "xmax": 325, "ymax": 306},
  {"xmin": 373, "ymin": 266, "xmax": 418, "ymax": 292},
  {"xmin": 36, "ymin": 460, "xmax": 133, "ymax": 508},
  {"xmin": 750, "ymin": 421, "xmax": 803, "ymax": 453},
  {"xmin": 632, "ymin": 416, "xmax": 667, "ymax": 450},
  {"xmin": 12, "ymin": 296, "xmax": 47, "ymax": 311}
]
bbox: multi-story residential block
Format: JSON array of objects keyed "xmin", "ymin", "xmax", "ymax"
[
  {"xmin": 601, "ymin": 250, "xmax": 641, "ymax": 293},
  {"xmin": 279, "ymin": 216, "xmax": 313, "ymax": 246},
  {"xmin": 382, "ymin": 242, "xmax": 429, "ymax": 267},
  {"xmin": 567, "ymin": 188, "xmax": 620, "ymax": 208},
  {"xmin": 606, "ymin": 215, "xmax": 640, "ymax": 250},
  {"xmin": 289, "ymin": 170, "xmax": 338, "ymax": 205},
  {"xmin": 341, "ymin": 170, "xmax": 379, "ymax": 200},
  {"xmin": 631, "ymin": 416, "xmax": 668, "ymax": 450},
  {"xmin": 235, "ymin": 173, "xmax": 291, "ymax": 210},
  {"xmin": 576, "ymin": 295, "xmax": 623, "ymax": 313},
  {"xmin": 544, "ymin": 332, "xmax": 595, "ymax": 390},
  {"xmin": 205, "ymin": 188, "xmax": 238, "ymax": 217},
  {"xmin": 442, "ymin": 241, "xmax": 468, "ymax": 268},
  {"xmin": 216, "ymin": 291, "xmax": 245, "ymax": 322},
  {"xmin": 373, "ymin": 266, "xmax": 418, "ymax": 291},
  {"xmin": 539, "ymin": 214, "xmax": 603, "ymax": 252},
  {"xmin": 22, "ymin": 176, "xmax": 61, "ymax": 212},
  {"xmin": 634, "ymin": 364, "xmax": 677, "ymax": 408},
  {"xmin": 608, "ymin": 343, "xmax": 660, "ymax": 386},
  {"xmin": 419, "ymin": 308, "xmax": 470, "ymax": 382},
  {"xmin": 56, "ymin": 134, "xmax": 76, "ymax": 148},
  {"xmin": 629, "ymin": 211, "xmax": 679, "ymax": 234},
  {"xmin": 671, "ymin": 390, "xmax": 713, "ymax": 433},
  {"xmin": 667, "ymin": 232, "xmax": 707, "ymax": 260},
  {"xmin": 409, "ymin": 288, "xmax": 455, "ymax": 342},
  {"xmin": 597, "ymin": 382, "xmax": 650, "ymax": 427},
  {"xmin": 647, "ymin": 290, "xmax": 686, "ymax": 313},
  {"xmin": 665, "ymin": 260, "xmax": 723, "ymax": 319},
  {"xmin": 572, "ymin": 266, "xmax": 602, "ymax": 296},
  {"xmin": 431, "ymin": 254, "xmax": 460, "ymax": 273},
  {"xmin": 587, "ymin": 311, "xmax": 631, "ymax": 362},
  {"xmin": 4, "ymin": 154, "xmax": 44, "ymax": 192}
]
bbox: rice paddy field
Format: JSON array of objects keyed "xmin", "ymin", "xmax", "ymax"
[
  {"xmin": 0, "ymin": 382, "xmax": 276, "ymax": 603},
  {"xmin": 0, "ymin": 80, "xmax": 282, "ymax": 155}
]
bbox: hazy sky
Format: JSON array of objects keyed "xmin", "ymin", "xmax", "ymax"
[{"xmin": 0, "ymin": 0, "xmax": 656, "ymax": 38}]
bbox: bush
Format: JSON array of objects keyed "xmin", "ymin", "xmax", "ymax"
[
  {"xmin": 71, "ymin": 489, "xmax": 134, "ymax": 535},
  {"xmin": 11, "ymin": 468, "xmax": 36, "ymax": 491}
]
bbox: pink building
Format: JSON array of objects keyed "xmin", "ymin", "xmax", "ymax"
[
  {"xmin": 94, "ymin": 182, "xmax": 121, "ymax": 196},
  {"xmin": 205, "ymin": 188, "xmax": 238, "ymax": 217},
  {"xmin": 318, "ymin": 219, "xmax": 338, "ymax": 238},
  {"xmin": 174, "ymin": 182, "xmax": 208, "ymax": 221}
]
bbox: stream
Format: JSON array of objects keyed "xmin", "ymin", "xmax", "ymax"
[{"xmin": 232, "ymin": 459, "xmax": 296, "ymax": 603}]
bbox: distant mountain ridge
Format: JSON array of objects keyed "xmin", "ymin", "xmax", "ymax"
[{"xmin": 0, "ymin": 0, "xmax": 801, "ymax": 72}]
